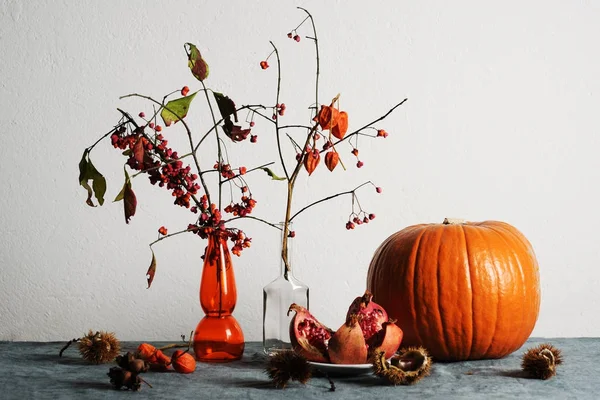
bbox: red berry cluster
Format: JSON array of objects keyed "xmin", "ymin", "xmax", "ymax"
[
  {"xmin": 287, "ymin": 32, "xmax": 301, "ymax": 42},
  {"xmin": 346, "ymin": 212, "xmax": 376, "ymax": 230},
  {"xmin": 213, "ymin": 162, "xmax": 238, "ymax": 179},
  {"xmin": 229, "ymin": 229, "xmax": 252, "ymax": 256},
  {"xmin": 187, "ymin": 197, "xmax": 252, "ymax": 257},
  {"xmin": 272, "ymin": 103, "xmax": 286, "ymax": 119},
  {"xmin": 224, "ymin": 195, "xmax": 257, "ymax": 218},
  {"xmin": 111, "ymin": 124, "xmax": 201, "ymax": 210}
]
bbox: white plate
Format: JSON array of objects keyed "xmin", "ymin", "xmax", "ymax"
[{"xmin": 307, "ymin": 360, "xmax": 374, "ymax": 376}]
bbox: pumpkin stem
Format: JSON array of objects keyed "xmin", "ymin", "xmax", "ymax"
[{"xmin": 443, "ymin": 218, "xmax": 466, "ymax": 225}]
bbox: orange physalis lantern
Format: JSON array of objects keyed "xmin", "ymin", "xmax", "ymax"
[
  {"xmin": 331, "ymin": 111, "xmax": 348, "ymax": 139},
  {"xmin": 316, "ymin": 105, "xmax": 340, "ymax": 130},
  {"xmin": 324, "ymin": 151, "xmax": 339, "ymax": 171}
]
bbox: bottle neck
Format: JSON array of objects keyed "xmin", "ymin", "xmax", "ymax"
[{"xmin": 279, "ymin": 222, "xmax": 293, "ymax": 278}]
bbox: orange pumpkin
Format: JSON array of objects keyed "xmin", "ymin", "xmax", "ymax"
[{"xmin": 366, "ymin": 219, "xmax": 540, "ymax": 361}]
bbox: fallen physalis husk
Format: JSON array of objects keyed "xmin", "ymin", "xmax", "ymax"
[
  {"xmin": 59, "ymin": 330, "xmax": 121, "ymax": 364},
  {"xmin": 265, "ymin": 350, "xmax": 312, "ymax": 389},
  {"xmin": 521, "ymin": 343, "xmax": 563, "ymax": 380},
  {"xmin": 372, "ymin": 346, "xmax": 432, "ymax": 385}
]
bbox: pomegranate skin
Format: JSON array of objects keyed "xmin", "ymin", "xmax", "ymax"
[
  {"xmin": 328, "ymin": 315, "xmax": 368, "ymax": 364},
  {"xmin": 288, "ymin": 303, "xmax": 332, "ymax": 362}
]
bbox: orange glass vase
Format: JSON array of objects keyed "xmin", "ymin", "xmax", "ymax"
[{"xmin": 193, "ymin": 232, "xmax": 245, "ymax": 362}]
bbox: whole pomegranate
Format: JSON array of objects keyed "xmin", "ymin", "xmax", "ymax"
[{"xmin": 287, "ymin": 303, "xmax": 333, "ymax": 362}]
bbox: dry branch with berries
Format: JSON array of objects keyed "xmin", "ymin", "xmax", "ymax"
[{"xmin": 78, "ymin": 7, "xmax": 406, "ymax": 283}]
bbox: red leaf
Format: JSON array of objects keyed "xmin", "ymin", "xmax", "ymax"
[
  {"xmin": 133, "ymin": 137, "xmax": 147, "ymax": 166},
  {"xmin": 146, "ymin": 250, "xmax": 157, "ymax": 289},
  {"xmin": 123, "ymin": 183, "xmax": 137, "ymax": 224},
  {"xmin": 186, "ymin": 43, "xmax": 209, "ymax": 82},
  {"xmin": 223, "ymin": 118, "xmax": 251, "ymax": 142}
]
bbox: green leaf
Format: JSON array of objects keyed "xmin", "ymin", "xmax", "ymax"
[
  {"xmin": 261, "ymin": 167, "xmax": 286, "ymax": 181},
  {"xmin": 113, "ymin": 185, "xmax": 126, "ymax": 202},
  {"xmin": 213, "ymin": 92, "xmax": 238, "ymax": 122},
  {"xmin": 160, "ymin": 91, "xmax": 198, "ymax": 127},
  {"xmin": 113, "ymin": 169, "xmax": 130, "ymax": 203},
  {"xmin": 146, "ymin": 248, "xmax": 157, "ymax": 289},
  {"xmin": 78, "ymin": 150, "xmax": 106, "ymax": 206},
  {"xmin": 78, "ymin": 150, "xmax": 90, "ymax": 184},
  {"xmin": 186, "ymin": 43, "xmax": 209, "ymax": 82}
]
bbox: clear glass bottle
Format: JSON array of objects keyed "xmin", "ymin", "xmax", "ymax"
[{"xmin": 262, "ymin": 222, "xmax": 309, "ymax": 355}]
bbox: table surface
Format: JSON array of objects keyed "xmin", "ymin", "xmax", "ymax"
[{"xmin": 0, "ymin": 338, "xmax": 597, "ymax": 399}]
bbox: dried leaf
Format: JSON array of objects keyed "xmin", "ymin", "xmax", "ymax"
[
  {"xmin": 78, "ymin": 150, "xmax": 106, "ymax": 207},
  {"xmin": 222, "ymin": 118, "xmax": 251, "ymax": 142},
  {"xmin": 146, "ymin": 249, "xmax": 157, "ymax": 289},
  {"xmin": 186, "ymin": 43, "xmax": 209, "ymax": 82},
  {"xmin": 325, "ymin": 151, "xmax": 339, "ymax": 171},
  {"xmin": 304, "ymin": 149, "xmax": 320, "ymax": 176},
  {"xmin": 160, "ymin": 92, "xmax": 198, "ymax": 127},
  {"xmin": 331, "ymin": 111, "xmax": 348, "ymax": 139},
  {"xmin": 261, "ymin": 167, "xmax": 286, "ymax": 181},
  {"xmin": 213, "ymin": 92, "xmax": 238, "ymax": 122},
  {"xmin": 133, "ymin": 137, "xmax": 146, "ymax": 165},
  {"xmin": 122, "ymin": 170, "xmax": 137, "ymax": 223}
]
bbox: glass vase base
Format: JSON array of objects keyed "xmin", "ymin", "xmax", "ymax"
[
  {"xmin": 194, "ymin": 315, "xmax": 245, "ymax": 362},
  {"xmin": 263, "ymin": 339, "xmax": 293, "ymax": 356}
]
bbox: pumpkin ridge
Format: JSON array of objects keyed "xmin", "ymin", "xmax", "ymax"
[
  {"xmin": 410, "ymin": 227, "xmax": 428, "ymax": 351},
  {"xmin": 484, "ymin": 224, "xmax": 524, "ymax": 357},
  {"xmin": 434, "ymin": 226, "xmax": 450, "ymax": 359},
  {"xmin": 486, "ymin": 224, "xmax": 535, "ymax": 357},
  {"xmin": 481, "ymin": 226, "xmax": 503, "ymax": 359},
  {"xmin": 461, "ymin": 224, "xmax": 475, "ymax": 360}
]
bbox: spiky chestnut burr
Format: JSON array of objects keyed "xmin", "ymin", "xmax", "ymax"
[
  {"xmin": 59, "ymin": 330, "xmax": 121, "ymax": 364},
  {"xmin": 372, "ymin": 346, "xmax": 432, "ymax": 385},
  {"xmin": 265, "ymin": 350, "xmax": 312, "ymax": 388},
  {"xmin": 521, "ymin": 343, "xmax": 563, "ymax": 380}
]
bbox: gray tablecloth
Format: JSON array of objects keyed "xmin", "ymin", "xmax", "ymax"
[{"xmin": 0, "ymin": 338, "xmax": 596, "ymax": 399}]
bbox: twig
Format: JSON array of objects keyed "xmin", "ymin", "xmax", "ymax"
[
  {"xmin": 289, "ymin": 181, "xmax": 373, "ymax": 221},
  {"xmin": 59, "ymin": 338, "xmax": 80, "ymax": 357}
]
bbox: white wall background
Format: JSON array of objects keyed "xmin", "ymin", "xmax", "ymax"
[{"xmin": 1, "ymin": 0, "xmax": 598, "ymax": 341}]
